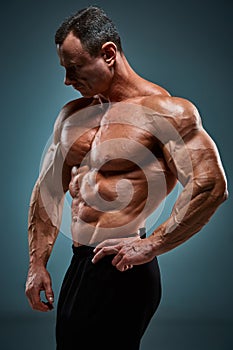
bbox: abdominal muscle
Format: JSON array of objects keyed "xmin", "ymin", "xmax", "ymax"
[{"xmin": 69, "ymin": 159, "xmax": 174, "ymax": 247}]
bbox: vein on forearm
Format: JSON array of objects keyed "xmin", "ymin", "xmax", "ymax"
[
  {"xmin": 152, "ymin": 171, "xmax": 227, "ymax": 254},
  {"xmin": 28, "ymin": 180, "xmax": 64, "ymax": 266}
]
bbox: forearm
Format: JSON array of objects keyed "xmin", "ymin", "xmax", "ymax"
[
  {"xmin": 28, "ymin": 181, "xmax": 64, "ymax": 267},
  {"xmin": 150, "ymin": 177, "xmax": 228, "ymax": 255}
]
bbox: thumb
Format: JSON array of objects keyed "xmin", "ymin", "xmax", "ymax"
[{"xmin": 44, "ymin": 279, "xmax": 54, "ymax": 304}]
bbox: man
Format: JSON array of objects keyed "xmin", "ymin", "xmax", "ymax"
[{"xmin": 25, "ymin": 6, "xmax": 228, "ymax": 350}]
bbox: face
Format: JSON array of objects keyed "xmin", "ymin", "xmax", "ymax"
[{"xmin": 57, "ymin": 32, "xmax": 114, "ymax": 98}]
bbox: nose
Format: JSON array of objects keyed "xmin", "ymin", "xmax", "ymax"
[
  {"xmin": 64, "ymin": 73, "xmax": 76, "ymax": 86},
  {"xmin": 64, "ymin": 68, "xmax": 77, "ymax": 86}
]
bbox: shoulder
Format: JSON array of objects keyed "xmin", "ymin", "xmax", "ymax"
[
  {"xmin": 142, "ymin": 95, "xmax": 202, "ymax": 137},
  {"xmin": 53, "ymin": 97, "xmax": 95, "ymax": 143}
]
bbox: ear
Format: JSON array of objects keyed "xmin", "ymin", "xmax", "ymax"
[{"xmin": 101, "ymin": 42, "xmax": 117, "ymax": 67}]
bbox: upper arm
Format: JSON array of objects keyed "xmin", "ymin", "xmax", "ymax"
[
  {"xmin": 38, "ymin": 102, "xmax": 75, "ymax": 195},
  {"xmin": 160, "ymin": 97, "xmax": 227, "ymax": 198},
  {"xmin": 38, "ymin": 141, "xmax": 70, "ymax": 196}
]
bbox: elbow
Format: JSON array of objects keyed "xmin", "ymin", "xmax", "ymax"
[
  {"xmin": 211, "ymin": 175, "xmax": 228, "ymax": 205},
  {"xmin": 218, "ymin": 178, "xmax": 228, "ymax": 203},
  {"xmin": 194, "ymin": 174, "xmax": 228, "ymax": 205}
]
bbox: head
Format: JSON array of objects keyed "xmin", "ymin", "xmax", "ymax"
[
  {"xmin": 55, "ymin": 6, "xmax": 123, "ymax": 97},
  {"xmin": 55, "ymin": 6, "xmax": 122, "ymax": 56}
]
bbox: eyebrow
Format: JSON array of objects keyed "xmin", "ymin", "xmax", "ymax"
[{"xmin": 60, "ymin": 60, "xmax": 82, "ymax": 68}]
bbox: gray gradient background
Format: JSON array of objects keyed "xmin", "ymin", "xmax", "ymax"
[{"xmin": 0, "ymin": 0, "xmax": 232, "ymax": 349}]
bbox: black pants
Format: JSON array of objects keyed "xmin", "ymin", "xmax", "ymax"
[{"xmin": 56, "ymin": 244, "xmax": 161, "ymax": 350}]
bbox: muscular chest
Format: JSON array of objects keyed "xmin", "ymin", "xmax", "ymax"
[{"xmin": 61, "ymin": 102, "xmax": 161, "ymax": 170}]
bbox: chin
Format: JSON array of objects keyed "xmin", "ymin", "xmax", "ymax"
[
  {"xmin": 75, "ymin": 87, "xmax": 92, "ymax": 98},
  {"xmin": 80, "ymin": 92, "xmax": 95, "ymax": 98}
]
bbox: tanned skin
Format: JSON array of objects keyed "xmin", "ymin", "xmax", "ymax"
[{"xmin": 25, "ymin": 32, "xmax": 228, "ymax": 312}]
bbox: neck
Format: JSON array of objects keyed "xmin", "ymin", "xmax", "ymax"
[{"xmin": 98, "ymin": 53, "xmax": 146, "ymax": 103}]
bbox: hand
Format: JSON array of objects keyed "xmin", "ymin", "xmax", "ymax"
[
  {"xmin": 92, "ymin": 236, "xmax": 155, "ymax": 272},
  {"xmin": 25, "ymin": 264, "xmax": 54, "ymax": 312}
]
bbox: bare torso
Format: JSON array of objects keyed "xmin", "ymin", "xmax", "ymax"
[
  {"xmin": 25, "ymin": 24, "xmax": 228, "ymax": 314},
  {"xmin": 60, "ymin": 87, "xmax": 177, "ymax": 246}
]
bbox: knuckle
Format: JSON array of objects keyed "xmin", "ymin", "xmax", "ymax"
[
  {"xmin": 31, "ymin": 302, "xmax": 37, "ymax": 310},
  {"xmin": 25, "ymin": 284, "xmax": 33, "ymax": 295},
  {"xmin": 32, "ymin": 300, "xmax": 41, "ymax": 309},
  {"xmin": 25, "ymin": 288, "xmax": 30, "ymax": 297},
  {"xmin": 32, "ymin": 305, "xmax": 41, "ymax": 311},
  {"xmin": 102, "ymin": 240, "xmax": 110, "ymax": 247}
]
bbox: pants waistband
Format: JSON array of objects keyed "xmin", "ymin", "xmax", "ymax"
[{"xmin": 72, "ymin": 227, "xmax": 146, "ymax": 257}]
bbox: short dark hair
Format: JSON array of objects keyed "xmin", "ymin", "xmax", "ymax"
[{"xmin": 55, "ymin": 6, "xmax": 123, "ymax": 56}]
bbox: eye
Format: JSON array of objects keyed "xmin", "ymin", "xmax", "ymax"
[{"xmin": 67, "ymin": 65, "xmax": 81, "ymax": 72}]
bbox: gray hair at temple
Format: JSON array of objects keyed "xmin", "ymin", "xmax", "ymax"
[{"xmin": 55, "ymin": 6, "xmax": 123, "ymax": 56}]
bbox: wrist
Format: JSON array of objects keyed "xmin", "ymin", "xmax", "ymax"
[{"xmin": 29, "ymin": 252, "xmax": 48, "ymax": 268}]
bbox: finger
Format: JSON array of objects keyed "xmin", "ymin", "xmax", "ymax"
[
  {"xmin": 42, "ymin": 301, "xmax": 54, "ymax": 310},
  {"xmin": 26, "ymin": 281, "xmax": 53, "ymax": 312},
  {"xmin": 77, "ymin": 165, "xmax": 89, "ymax": 174},
  {"xmin": 93, "ymin": 239, "xmax": 122, "ymax": 253},
  {"xmin": 118, "ymin": 264, "xmax": 127, "ymax": 272},
  {"xmin": 92, "ymin": 247, "xmax": 119, "ymax": 263},
  {"xmin": 34, "ymin": 301, "xmax": 51, "ymax": 312},
  {"xmin": 116, "ymin": 257, "xmax": 132, "ymax": 272},
  {"xmin": 27, "ymin": 289, "xmax": 51, "ymax": 312},
  {"xmin": 71, "ymin": 165, "xmax": 88, "ymax": 177},
  {"xmin": 123, "ymin": 265, "xmax": 133, "ymax": 271},
  {"xmin": 111, "ymin": 252, "xmax": 124, "ymax": 266},
  {"xmin": 44, "ymin": 281, "xmax": 54, "ymax": 305},
  {"xmin": 45, "ymin": 290, "xmax": 54, "ymax": 305}
]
